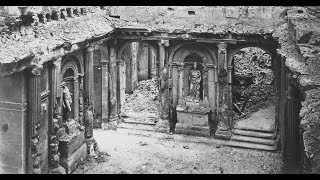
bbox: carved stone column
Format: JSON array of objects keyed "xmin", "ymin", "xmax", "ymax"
[
  {"xmin": 109, "ymin": 39, "xmax": 118, "ymax": 121},
  {"xmin": 27, "ymin": 71, "xmax": 42, "ymax": 174},
  {"xmin": 178, "ymin": 63, "xmax": 185, "ymax": 105},
  {"xmin": 172, "ymin": 63, "xmax": 179, "ymax": 107},
  {"xmin": 78, "ymin": 74, "xmax": 84, "ymax": 126},
  {"xmin": 48, "ymin": 57, "xmax": 66, "ymax": 174},
  {"xmin": 84, "ymin": 45, "xmax": 94, "ymax": 139},
  {"xmin": 158, "ymin": 40, "xmax": 166, "ymax": 70},
  {"xmin": 101, "ymin": 59, "xmax": 109, "ymax": 124},
  {"xmin": 119, "ymin": 60, "xmax": 126, "ymax": 116},
  {"xmin": 215, "ymin": 43, "xmax": 232, "ymax": 140},
  {"xmin": 207, "ymin": 64, "xmax": 216, "ymax": 134}
]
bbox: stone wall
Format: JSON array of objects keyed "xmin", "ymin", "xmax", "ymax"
[
  {"xmin": 108, "ymin": 6, "xmax": 286, "ymax": 32},
  {"xmin": 0, "ymin": 72, "xmax": 27, "ymax": 174},
  {"xmin": 272, "ymin": 7, "xmax": 320, "ymax": 173}
]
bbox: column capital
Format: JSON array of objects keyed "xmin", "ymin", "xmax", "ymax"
[
  {"xmin": 159, "ymin": 39, "xmax": 170, "ymax": 47},
  {"xmin": 53, "ymin": 57, "xmax": 62, "ymax": 68},
  {"xmin": 100, "ymin": 60, "xmax": 109, "ymax": 64},
  {"xmin": 172, "ymin": 62, "xmax": 179, "ymax": 67},
  {"xmin": 207, "ymin": 64, "xmax": 215, "ymax": 69},
  {"xmin": 86, "ymin": 44, "xmax": 99, "ymax": 52},
  {"xmin": 217, "ymin": 43, "xmax": 227, "ymax": 51},
  {"xmin": 178, "ymin": 63, "xmax": 184, "ymax": 70}
]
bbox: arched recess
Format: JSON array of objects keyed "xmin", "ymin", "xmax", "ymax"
[
  {"xmin": 60, "ymin": 55, "xmax": 83, "ymax": 124},
  {"xmin": 169, "ymin": 42, "xmax": 217, "ymax": 65},
  {"xmin": 227, "ymin": 43, "xmax": 279, "ymax": 133},
  {"xmin": 168, "ymin": 42, "xmax": 218, "ymax": 129},
  {"xmin": 117, "ymin": 39, "xmax": 159, "ymax": 118}
]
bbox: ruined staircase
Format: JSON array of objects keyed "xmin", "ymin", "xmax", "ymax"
[{"xmin": 228, "ymin": 127, "xmax": 278, "ymax": 151}]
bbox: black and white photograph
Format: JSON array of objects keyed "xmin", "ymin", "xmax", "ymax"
[{"xmin": 0, "ymin": 6, "xmax": 319, "ymax": 174}]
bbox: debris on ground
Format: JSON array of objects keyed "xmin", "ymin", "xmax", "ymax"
[
  {"xmin": 124, "ymin": 78, "xmax": 159, "ymax": 124},
  {"xmin": 262, "ymin": 165, "xmax": 267, "ymax": 170},
  {"xmin": 183, "ymin": 145, "xmax": 190, "ymax": 149},
  {"xmin": 139, "ymin": 141, "xmax": 148, "ymax": 146},
  {"xmin": 219, "ymin": 167, "xmax": 224, "ymax": 174}
]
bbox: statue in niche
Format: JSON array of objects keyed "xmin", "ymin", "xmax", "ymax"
[
  {"xmin": 61, "ymin": 81, "xmax": 72, "ymax": 123},
  {"xmin": 188, "ymin": 62, "xmax": 202, "ymax": 100}
]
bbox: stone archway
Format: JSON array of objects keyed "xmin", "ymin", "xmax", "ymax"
[
  {"xmin": 222, "ymin": 43, "xmax": 281, "ymax": 151},
  {"xmin": 117, "ymin": 40, "xmax": 160, "ymax": 123}
]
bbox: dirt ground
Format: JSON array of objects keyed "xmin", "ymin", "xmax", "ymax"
[
  {"xmin": 235, "ymin": 105, "xmax": 275, "ymax": 131},
  {"xmin": 74, "ymin": 128, "xmax": 283, "ymax": 174}
]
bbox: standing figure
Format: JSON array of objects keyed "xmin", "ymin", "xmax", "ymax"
[
  {"xmin": 61, "ymin": 81, "xmax": 72, "ymax": 123},
  {"xmin": 189, "ymin": 62, "xmax": 202, "ymax": 100}
]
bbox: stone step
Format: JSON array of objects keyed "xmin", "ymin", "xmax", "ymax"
[
  {"xmin": 233, "ymin": 126, "xmax": 274, "ymax": 133},
  {"xmin": 117, "ymin": 122, "xmax": 156, "ymax": 131},
  {"xmin": 231, "ymin": 134, "xmax": 276, "ymax": 146},
  {"xmin": 122, "ymin": 119, "xmax": 157, "ymax": 126},
  {"xmin": 225, "ymin": 140, "xmax": 277, "ymax": 151},
  {"xmin": 232, "ymin": 129, "xmax": 275, "ymax": 139}
]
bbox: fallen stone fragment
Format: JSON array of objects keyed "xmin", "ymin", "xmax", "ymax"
[
  {"xmin": 139, "ymin": 141, "xmax": 148, "ymax": 146},
  {"xmin": 262, "ymin": 165, "xmax": 267, "ymax": 170},
  {"xmin": 183, "ymin": 145, "xmax": 189, "ymax": 149},
  {"xmin": 219, "ymin": 167, "xmax": 224, "ymax": 174}
]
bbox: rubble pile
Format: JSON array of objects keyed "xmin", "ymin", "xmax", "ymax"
[{"xmin": 123, "ymin": 78, "xmax": 159, "ymax": 123}]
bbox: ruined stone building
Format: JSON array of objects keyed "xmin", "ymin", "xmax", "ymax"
[{"xmin": 0, "ymin": 6, "xmax": 320, "ymax": 174}]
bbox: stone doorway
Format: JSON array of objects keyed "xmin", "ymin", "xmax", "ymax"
[
  {"xmin": 228, "ymin": 47, "xmax": 278, "ymax": 150},
  {"xmin": 119, "ymin": 41, "xmax": 159, "ymax": 125}
]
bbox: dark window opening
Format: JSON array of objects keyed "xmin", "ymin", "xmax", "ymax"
[
  {"xmin": 188, "ymin": 11, "xmax": 195, "ymax": 15},
  {"xmin": 109, "ymin": 15, "xmax": 120, "ymax": 19}
]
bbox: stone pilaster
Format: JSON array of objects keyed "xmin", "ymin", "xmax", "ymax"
[
  {"xmin": 84, "ymin": 45, "xmax": 94, "ymax": 139},
  {"xmin": 207, "ymin": 64, "xmax": 217, "ymax": 134},
  {"xmin": 101, "ymin": 63, "xmax": 109, "ymax": 123},
  {"xmin": 99, "ymin": 43, "xmax": 109, "ymax": 124},
  {"xmin": 27, "ymin": 71, "xmax": 42, "ymax": 174},
  {"xmin": 108, "ymin": 39, "xmax": 118, "ymax": 121},
  {"xmin": 172, "ymin": 63, "xmax": 179, "ymax": 107},
  {"xmin": 215, "ymin": 42, "xmax": 232, "ymax": 140},
  {"xmin": 178, "ymin": 63, "xmax": 185, "ymax": 105},
  {"xmin": 158, "ymin": 40, "xmax": 166, "ymax": 70},
  {"xmin": 48, "ymin": 57, "xmax": 66, "ymax": 174}
]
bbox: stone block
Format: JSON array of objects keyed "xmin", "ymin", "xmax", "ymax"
[
  {"xmin": 60, "ymin": 143, "xmax": 87, "ymax": 174},
  {"xmin": 225, "ymin": 7, "xmax": 240, "ymax": 18},
  {"xmin": 49, "ymin": 165, "xmax": 66, "ymax": 174},
  {"xmin": 59, "ymin": 131, "xmax": 85, "ymax": 158},
  {"xmin": 177, "ymin": 111, "xmax": 193, "ymax": 125},
  {"xmin": 63, "ymin": 119, "xmax": 77, "ymax": 135},
  {"xmin": 193, "ymin": 113, "xmax": 208, "ymax": 126},
  {"xmin": 247, "ymin": 7, "xmax": 259, "ymax": 19}
]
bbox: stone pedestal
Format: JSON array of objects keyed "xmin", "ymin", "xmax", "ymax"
[
  {"xmin": 63, "ymin": 119, "xmax": 78, "ymax": 135},
  {"xmin": 174, "ymin": 98, "xmax": 211, "ymax": 136},
  {"xmin": 58, "ymin": 121, "xmax": 87, "ymax": 174},
  {"xmin": 59, "ymin": 143, "xmax": 87, "ymax": 174}
]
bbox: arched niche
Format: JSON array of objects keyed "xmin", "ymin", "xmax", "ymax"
[
  {"xmin": 60, "ymin": 55, "xmax": 83, "ymax": 123},
  {"xmin": 168, "ymin": 42, "xmax": 218, "ymax": 114}
]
